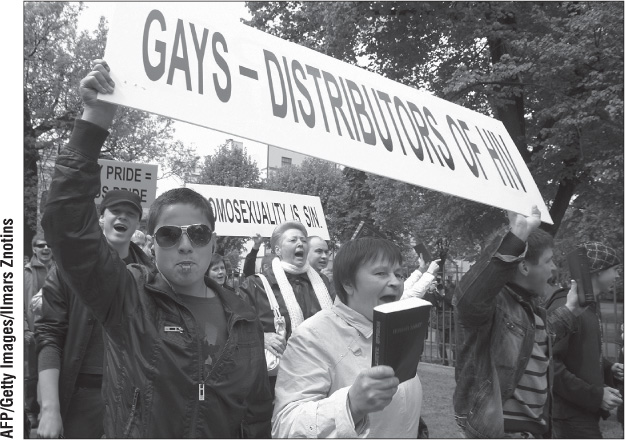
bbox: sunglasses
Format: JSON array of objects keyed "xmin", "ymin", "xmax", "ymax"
[
  {"xmin": 34, "ymin": 243, "xmax": 49, "ymax": 249},
  {"xmin": 154, "ymin": 224, "xmax": 212, "ymax": 249}
]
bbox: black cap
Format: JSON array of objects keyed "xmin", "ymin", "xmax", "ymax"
[{"xmin": 100, "ymin": 190, "xmax": 143, "ymax": 219}]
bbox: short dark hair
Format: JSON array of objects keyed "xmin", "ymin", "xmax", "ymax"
[
  {"xmin": 209, "ymin": 253, "xmax": 225, "ymax": 271},
  {"xmin": 32, "ymin": 233, "xmax": 46, "ymax": 248},
  {"xmin": 147, "ymin": 188, "xmax": 215, "ymax": 235},
  {"xmin": 333, "ymin": 238, "xmax": 403, "ymax": 304},
  {"xmin": 525, "ymin": 229, "xmax": 554, "ymax": 264}
]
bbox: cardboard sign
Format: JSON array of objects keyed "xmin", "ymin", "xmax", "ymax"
[
  {"xmin": 95, "ymin": 159, "xmax": 158, "ymax": 207},
  {"xmin": 186, "ymin": 183, "xmax": 330, "ymax": 239},
  {"xmin": 101, "ymin": 3, "xmax": 552, "ymax": 223}
]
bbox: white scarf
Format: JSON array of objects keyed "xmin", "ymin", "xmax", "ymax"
[{"xmin": 271, "ymin": 257, "xmax": 334, "ymax": 329}]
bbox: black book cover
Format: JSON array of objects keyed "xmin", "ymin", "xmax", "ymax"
[
  {"xmin": 413, "ymin": 242, "xmax": 432, "ymax": 263},
  {"xmin": 372, "ymin": 297, "xmax": 432, "ymax": 383},
  {"xmin": 567, "ymin": 247, "xmax": 595, "ymax": 307}
]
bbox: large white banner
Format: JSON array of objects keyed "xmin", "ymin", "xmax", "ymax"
[
  {"xmin": 102, "ymin": 3, "xmax": 553, "ymax": 223},
  {"xmin": 186, "ymin": 184, "xmax": 330, "ymax": 239}
]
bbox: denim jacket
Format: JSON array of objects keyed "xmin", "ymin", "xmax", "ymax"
[{"xmin": 452, "ymin": 232, "xmax": 578, "ymax": 438}]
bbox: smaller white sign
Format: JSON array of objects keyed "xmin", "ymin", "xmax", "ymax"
[
  {"xmin": 95, "ymin": 159, "xmax": 158, "ymax": 207},
  {"xmin": 186, "ymin": 183, "xmax": 330, "ymax": 240}
]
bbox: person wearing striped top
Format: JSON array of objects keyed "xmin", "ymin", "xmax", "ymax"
[
  {"xmin": 502, "ymin": 292, "xmax": 550, "ymax": 435},
  {"xmin": 453, "ymin": 206, "xmax": 585, "ymax": 438}
]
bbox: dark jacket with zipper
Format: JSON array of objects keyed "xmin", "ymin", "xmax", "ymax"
[
  {"xmin": 34, "ymin": 241, "xmax": 154, "ymax": 421},
  {"xmin": 41, "ymin": 119, "xmax": 272, "ymax": 438},
  {"xmin": 452, "ymin": 232, "xmax": 579, "ymax": 438},
  {"xmin": 546, "ymin": 288, "xmax": 615, "ymax": 420}
]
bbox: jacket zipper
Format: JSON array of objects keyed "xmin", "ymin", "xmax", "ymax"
[
  {"xmin": 122, "ymin": 387, "xmax": 140, "ymax": 438},
  {"xmin": 190, "ymin": 302, "xmax": 204, "ymax": 436},
  {"xmin": 190, "ymin": 297, "xmax": 240, "ymax": 435},
  {"xmin": 146, "ymin": 283, "xmax": 254, "ymax": 436}
]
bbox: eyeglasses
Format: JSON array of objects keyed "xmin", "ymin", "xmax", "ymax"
[
  {"xmin": 34, "ymin": 243, "xmax": 49, "ymax": 249},
  {"xmin": 154, "ymin": 224, "xmax": 212, "ymax": 249}
]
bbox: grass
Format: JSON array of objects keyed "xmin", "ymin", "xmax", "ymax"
[
  {"xmin": 417, "ymin": 361, "xmax": 624, "ymax": 439},
  {"xmin": 418, "ymin": 363, "xmax": 464, "ymax": 438}
]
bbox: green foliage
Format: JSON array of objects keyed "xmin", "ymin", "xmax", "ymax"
[
  {"xmin": 224, "ymin": 250, "xmax": 242, "ymax": 276},
  {"xmin": 195, "ymin": 140, "xmax": 261, "ymax": 189},
  {"xmin": 265, "ymin": 157, "xmax": 345, "ymax": 242},
  {"xmin": 195, "ymin": 140, "xmax": 262, "ymax": 254},
  {"xmin": 23, "ymin": 2, "xmax": 199, "ymax": 253},
  {"xmin": 246, "ymin": 1, "xmax": 623, "ymax": 261}
]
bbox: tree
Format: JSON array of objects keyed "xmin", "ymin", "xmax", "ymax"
[
  {"xmin": 245, "ymin": 1, "xmax": 623, "ymax": 259},
  {"xmin": 264, "ymin": 157, "xmax": 346, "ymax": 243},
  {"xmin": 194, "ymin": 139, "xmax": 262, "ymax": 254},
  {"xmin": 330, "ymin": 168, "xmax": 377, "ymax": 244},
  {"xmin": 24, "ymin": 3, "xmax": 198, "ymax": 256}
]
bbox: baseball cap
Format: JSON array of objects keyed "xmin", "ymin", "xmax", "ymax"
[{"xmin": 100, "ymin": 190, "xmax": 143, "ymax": 219}]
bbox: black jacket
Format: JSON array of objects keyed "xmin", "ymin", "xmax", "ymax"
[
  {"xmin": 238, "ymin": 266, "xmax": 334, "ymax": 339},
  {"xmin": 34, "ymin": 241, "xmax": 153, "ymax": 420},
  {"xmin": 547, "ymin": 288, "xmax": 614, "ymax": 419},
  {"xmin": 41, "ymin": 119, "xmax": 272, "ymax": 438}
]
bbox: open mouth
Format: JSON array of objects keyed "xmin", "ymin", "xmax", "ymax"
[
  {"xmin": 113, "ymin": 224, "xmax": 128, "ymax": 232},
  {"xmin": 294, "ymin": 250, "xmax": 304, "ymax": 258},
  {"xmin": 379, "ymin": 294, "xmax": 397, "ymax": 304}
]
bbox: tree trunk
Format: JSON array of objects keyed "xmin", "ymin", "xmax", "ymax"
[
  {"xmin": 542, "ymin": 178, "xmax": 577, "ymax": 237},
  {"xmin": 487, "ymin": 13, "xmax": 530, "ymax": 162}
]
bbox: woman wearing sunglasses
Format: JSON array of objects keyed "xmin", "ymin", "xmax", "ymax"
[{"xmin": 238, "ymin": 221, "xmax": 335, "ymax": 394}]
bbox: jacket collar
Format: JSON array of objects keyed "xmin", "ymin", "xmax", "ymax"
[
  {"xmin": 331, "ymin": 297, "xmax": 373, "ymax": 339},
  {"xmin": 206, "ymin": 277, "xmax": 259, "ymax": 321},
  {"xmin": 27, "ymin": 256, "xmax": 50, "ymax": 270},
  {"xmin": 146, "ymin": 272, "xmax": 258, "ymax": 322},
  {"xmin": 506, "ymin": 283, "xmax": 543, "ymax": 314},
  {"xmin": 127, "ymin": 241, "xmax": 155, "ymax": 269}
]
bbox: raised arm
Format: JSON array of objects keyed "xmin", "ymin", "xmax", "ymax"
[
  {"xmin": 453, "ymin": 207, "xmax": 540, "ymax": 327},
  {"xmin": 243, "ymin": 234, "xmax": 263, "ymax": 277},
  {"xmin": 402, "ymin": 260, "xmax": 439, "ymax": 300},
  {"xmin": 41, "ymin": 60, "xmax": 135, "ymax": 329}
]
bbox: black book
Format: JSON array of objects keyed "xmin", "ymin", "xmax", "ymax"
[
  {"xmin": 413, "ymin": 242, "xmax": 432, "ymax": 263},
  {"xmin": 372, "ymin": 297, "xmax": 432, "ymax": 383},
  {"xmin": 567, "ymin": 246, "xmax": 595, "ymax": 307}
]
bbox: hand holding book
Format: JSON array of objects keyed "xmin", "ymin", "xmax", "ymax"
[{"xmin": 347, "ymin": 365, "xmax": 399, "ymax": 424}]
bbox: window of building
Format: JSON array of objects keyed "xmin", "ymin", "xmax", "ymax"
[{"xmin": 281, "ymin": 157, "xmax": 292, "ymax": 167}]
